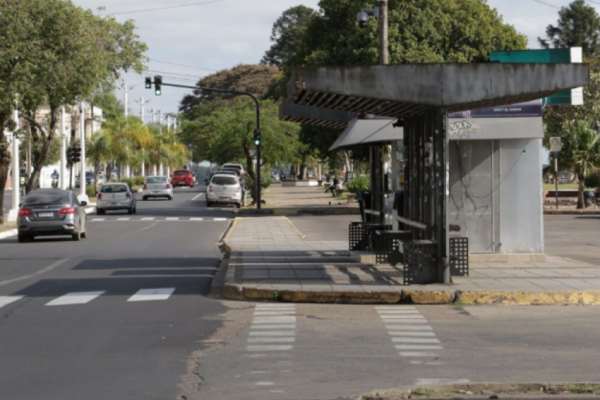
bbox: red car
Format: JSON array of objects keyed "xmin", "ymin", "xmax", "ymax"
[{"xmin": 171, "ymin": 169, "xmax": 195, "ymax": 188}]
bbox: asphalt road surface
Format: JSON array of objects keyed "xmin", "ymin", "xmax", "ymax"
[{"xmin": 0, "ymin": 185, "xmax": 233, "ymax": 400}]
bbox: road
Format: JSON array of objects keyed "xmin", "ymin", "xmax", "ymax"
[{"xmin": 0, "ymin": 185, "xmax": 233, "ymax": 400}]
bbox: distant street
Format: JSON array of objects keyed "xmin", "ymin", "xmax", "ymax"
[{"xmin": 0, "ymin": 185, "xmax": 234, "ymax": 400}]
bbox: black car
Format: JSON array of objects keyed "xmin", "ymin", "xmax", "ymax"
[{"xmin": 76, "ymin": 172, "xmax": 95, "ymax": 188}]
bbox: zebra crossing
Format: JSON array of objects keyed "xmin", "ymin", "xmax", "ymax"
[
  {"xmin": 89, "ymin": 217, "xmax": 228, "ymax": 222},
  {"xmin": 0, "ymin": 287, "xmax": 177, "ymax": 308},
  {"xmin": 376, "ymin": 305, "xmax": 444, "ymax": 364}
]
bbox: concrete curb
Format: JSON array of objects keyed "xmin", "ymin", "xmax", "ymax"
[
  {"xmin": 0, "ymin": 229, "xmax": 18, "ymax": 240},
  {"xmin": 238, "ymin": 207, "xmax": 360, "ymax": 216},
  {"xmin": 544, "ymin": 210, "xmax": 600, "ymax": 215},
  {"xmin": 282, "ymin": 216, "xmax": 307, "ymax": 240},
  {"xmin": 221, "ymin": 283, "xmax": 600, "ymax": 305}
]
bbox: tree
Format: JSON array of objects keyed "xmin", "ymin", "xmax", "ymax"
[
  {"xmin": 0, "ymin": 0, "xmax": 147, "ymax": 200},
  {"xmin": 538, "ymin": 0, "xmax": 600, "ymax": 59},
  {"xmin": 558, "ymin": 120, "xmax": 600, "ymax": 208},
  {"xmin": 86, "ymin": 131, "xmax": 111, "ymax": 187},
  {"xmin": 179, "ymin": 64, "xmax": 281, "ymax": 115},
  {"xmin": 261, "ymin": 5, "xmax": 318, "ymax": 68}
]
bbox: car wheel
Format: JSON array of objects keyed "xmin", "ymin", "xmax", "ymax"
[
  {"xmin": 168, "ymin": 196, "xmax": 173, "ymax": 201},
  {"xmin": 207, "ymin": 201, "xmax": 212, "ymax": 207},
  {"xmin": 18, "ymin": 234, "xmax": 28, "ymax": 243},
  {"xmin": 235, "ymin": 202, "xmax": 241, "ymax": 209},
  {"xmin": 190, "ymin": 185, "xmax": 194, "ymax": 188},
  {"xmin": 128, "ymin": 207, "xmax": 133, "ymax": 215},
  {"xmin": 81, "ymin": 231, "xmax": 87, "ymax": 239},
  {"xmin": 72, "ymin": 230, "xmax": 81, "ymax": 241},
  {"xmin": 97, "ymin": 209, "xmax": 104, "ymax": 215},
  {"xmin": 133, "ymin": 206, "xmax": 137, "ymax": 214},
  {"xmin": 143, "ymin": 196, "xmax": 148, "ymax": 201}
]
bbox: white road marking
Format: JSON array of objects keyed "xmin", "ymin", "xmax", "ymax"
[
  {"xmin": 165, "ymin": 217, "xmax": 179, "ymax": 221},
  {"xmin": 91, "ymin": 218, "xmax": 105, "ymax": 221},
  {"xmin": 388, "ymin": 331, "xmax": 436, "ymax": 337},
  {"xmin": 392, "ymin": 338, "xmax": 441, "ymax": 343},
  {"xmin": 399, "ymin": 352, "xmax": 439, "ymax": 357},
  {"xmin": 246, "ymin": 345, "xmax": 294, "ymax": 351},
  {"xmin": 117, "ymin": 218, "xmax": 130, "ymax": 221},
  {"xmin": 250, "ymin": 324, "xmax": 296, "ymax": 330},
  {"xmin": 394, "ymin": 345, "xmax": 443, "ymax": 350},
  {"xmin": 247, "ymin": 337, "xmax": 295, "ymax": 343},
  {"xmin": 254, "ymin": 311, "xmax": 296, "ymax": 316},
  {"xmin": 249, "ymin": 331, "xmax": 295, "ymax": 336},
  {"xmin": 254, "ymin": 304, "xmax": 295, "ymax": 308},
  {"xmin": 189, "ymin": 218, "xmax": 203, "ymax": 221},
  {"xmin": 381, "ymin": 315, "xmax": 427, "ymax": 319},
  {"xmin": 0, "ymin": 259, "xmax": 69, "ymax": 288},
  {"xmin": 0, "ymin": 296, "xmax": 24, "ymax": 309},
  {"xmin": 141, "ymin": 217, "xmax": 155, "ymax": 221},
  {"xmin": 253, "ymin": 316, "xmax": 296, "ymax": 323},
  {"xmin": 250, "ymin": 371, "xmax": 269, "ymax": 374},
  {"xmin": 383, "ymin": 319, "xmax": 429, "ymax": 324},
  {"xmin": 191, "ymin": 193, "xmax": 205, "ymax": 201},
  {"xmin": 376, "ymin": 306, "xmax": 416, "ymax": 310},
  {"xmin": 377, "ymin": 310, "xmax": 420, "ymax": 314},
  {"xmin": 255, "ymin": 382, "xmax": 275, "ymax": 386},
  {"xmin": 46, "ymin": 291, "xmax": 105, "ymax": 306},
  {"xmin": 128, "ymin": 288, "xmax": 175, "ymax": 302},
  {"xmin": 386, "ymin": 325, "xmax": 433, "ymax": 330},
  {"xmin": 213, "ymin": 218, "xmax": 227, "ymax": 221}
]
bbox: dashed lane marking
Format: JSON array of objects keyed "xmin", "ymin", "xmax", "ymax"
[
  {"xmin": 46, "ymin": 291, "xmax": 105, "ymax": 306},
  {"xmin": 127, "ymin": 288, "xmax": 175, "ymax": 302},
  {"xmin": 0, "ymin": 296, "xmax": 24, "ymax": 309}
]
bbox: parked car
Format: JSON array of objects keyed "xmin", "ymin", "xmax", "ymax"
[
  {"xmin": 17, "ymin": 189, "xmax": 88, "ymax": 242},
  {"xmin": 142, "ymin": 176, "xmax": 173, "ymax": 201},
  {"xmin": 206, "ymin": 174, "xmax": 243, "ymax": 208},
  {"xmin": 75, "ymin": 171, "xmax": 95, "ymax": 188},
  {"xmin": 171, "ymin": 169, "xmax": 195, "ymax": 188},
  {"xmin": 96, "ymin": 183, "xmax": 137, "ymax": 215},
  {"xmin": 222, "ymin": 163, "xmax": 245, "ymax": 177}
]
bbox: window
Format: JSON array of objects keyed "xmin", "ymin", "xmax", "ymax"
[
  {"xmin": 211, "ymin": 176, "xmax": 238, "ymax": 185},
  {"xmin": 147, "ymin": 177, "xmax": 167, "ymax": 184},
  {"xmin": 174, "ymin": 170, "xmax": 190, "ymax": 176},
  {"xmin": 101, "ymin": 185, "xmax": 128, "ymax": 193},
  {"xmin": 24, "ymin": 193, "xmax": 69, "ymax": 205}
]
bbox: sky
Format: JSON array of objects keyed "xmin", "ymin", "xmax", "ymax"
[{"xmin": 70, "ymin": 0, "xmax": 592, "ymax": 121}]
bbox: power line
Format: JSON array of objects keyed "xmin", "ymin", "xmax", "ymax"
[
  {"xmin": 102, "ymin": 0, "xmax": 227, "ymax": 16},
  {"xmin": 532, "ymin": 0, "xmax": 560, "ymax": 8},
  {"xmin": 150, "ymin": 59, "xmax": 217, "ymax": 72},
  {"xmin": 144, "ymin": 69, "xmax": 205, "ymax": 79}
]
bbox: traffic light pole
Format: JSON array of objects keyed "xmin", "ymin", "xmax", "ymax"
[{"xmin": 157, "ymin": 81, "xmax": 262, "ymax": 209}]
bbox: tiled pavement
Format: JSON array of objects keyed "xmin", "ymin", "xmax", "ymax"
[{"xmin": 225, "ymin": 217, "xmax": 600, "ymax": 294}]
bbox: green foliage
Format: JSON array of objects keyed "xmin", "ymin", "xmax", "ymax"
[
  {"xmin": 122, "ymin": 177, "xmax": 135, "ymax": 188},
  {"xmin": 261, "ymin": 5, "xmax": 318, "ymax": 68},
  {"xmin": 134, "ymin": 175, "xmax": 145, "ymax": 186},
  {"xmin": 86, "ymin": 185, "xmax": 96, "ymax": 198},
  {"xmin": 538, "ymin": 0, "xmax": 600, "ymax": 58},
  {"xmin": 345, "ymin": 176, "xmax": 370, "ymax": 193},
  {"xmin": 584, "ymin": 173, "xmax": 599, "ymax": 189}
]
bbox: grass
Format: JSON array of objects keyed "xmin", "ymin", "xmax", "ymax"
[
  {"xmin": 0, "ymin": 222, "xmax": 16, "ymax": 233},
  {"xmin": 543, "ymin": 183, "xmax": 595, "ymax": 191}
]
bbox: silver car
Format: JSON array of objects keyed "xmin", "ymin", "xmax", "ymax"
[
  {"xmin": 96, "ymin": 183, "xmax": 137, "ymax": 215},
  {"xmin": 142, "ymin": 176, "xmax": 173, "ymax": 201},
  {"xmin": 206, "ymin": 174, "xmax": 243, "ymax": 208},
  {"xmin": 17, "ymin": 189, "xmax": 88, "ymax": 242}
]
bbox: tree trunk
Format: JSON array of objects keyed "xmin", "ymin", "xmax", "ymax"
[
  {"xmin": 243, "ymin": 144, "xmax": 257, "ymax": 203},
  {"xmin": 577, "ymin": 173, "xmax": 585, "ymax": 209},
  {"xmin": 343, "ymin": 150, "xmax": 352, "ymax": 173},
  {"xmin": 0, "ymin": 138, "xmax": 11, "ymax": 224},
  {"xmin": 106, "ymin": 162, "xmax": 113, "ymax": 184},
  {"xmin": 299, "ymin": 154, "xmax": 308, "ymax": 180},
  {"xmin": 27, "ymin": 139, "xmax": 52, "ymax": 193}
]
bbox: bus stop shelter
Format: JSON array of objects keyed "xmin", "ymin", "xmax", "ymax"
[{"xmin": 281, "ymin": 63, "xmax": 588, "ymax": 284}]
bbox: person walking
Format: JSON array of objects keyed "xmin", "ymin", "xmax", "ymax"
[{"xmin": 326, "ymin": 176, "xmax": 340, "ymax": 197}]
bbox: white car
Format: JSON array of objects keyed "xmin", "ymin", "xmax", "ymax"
[
  {"xmin": 222, "ymin": 163, "xmax": 245, "ymax": 177},
  {"xmin": 96, "ymin": 183, "xmax": 137, "ymax": 215},
  {"xmin": 206, "ymin": 174, "xmax": 243, "ymax": 208},
  {"xmin": 142, "ymin": 176, "xmax": 173, "ymax": 201}
]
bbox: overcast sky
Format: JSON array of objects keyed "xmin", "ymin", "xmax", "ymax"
[{"xmin": 70, "ymin": 0, "xmax": 590, "ymax": 120}]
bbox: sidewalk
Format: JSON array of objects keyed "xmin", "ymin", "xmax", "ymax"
[
  {"xmin": 240, "ymin": 184, "xmax": 359, "ymax": 215},
  {"xmin": 221, "ymin": 216, "xmax": 600, "ymax": 305}
]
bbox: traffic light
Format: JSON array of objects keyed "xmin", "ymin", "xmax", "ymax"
[
  {"xmin": 66, "ymin": 147, "xmax": 74, "ymax": 163},
  {"xmin": 72, "ymin": 147, "xmax": 81, "ymax": 163},
  {"xmin": 145, "ymin": 76, "xmax": 152, "ymax": 89},
  {"xmin": 253, "ymin": 128, "xmax": 261, "ymax": 146},
  {"xmin": 154, "ymin": 75, "xmax": 162, "ymax": 96}
]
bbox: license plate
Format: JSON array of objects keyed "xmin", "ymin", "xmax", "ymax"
[
  {"xmin": 152, "ymin": 191, "xmax": 160, "ymax": 194},
  {"xmin": 109, "ymin": 202, "xmax": 117, "ymax": 205},
  {"xmin": 38, "ymin": 212, "xmax": 53, "ymax": 218},
  {"xmin": 219, "ymin": 197, "xmax": 230, "ymax": 200}
]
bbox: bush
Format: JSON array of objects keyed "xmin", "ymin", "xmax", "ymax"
[
  {"xmin": 584, "ymin": 174, "xmax": 599, "ymax": 189},
  {"xmin": 134, "ymin": 175, "xmax": 145, "ymax": 186},
  {"xmin": 86, "ymin": 184, "xmax": 96, "ymax": 199},
  {"xmin": 344, "ymin": 176, "xmax": 370, "ymax": 193},
  {"xmin": 122, "ymin": 177, "xmax": 135, "ymax": 188}
]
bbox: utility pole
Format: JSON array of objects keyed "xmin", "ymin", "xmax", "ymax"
[
  {"xmin": 379, "ymin": 0, "xmax": 388, "ymax": 65},
  {"xmin": 123, "ymin": 80, "xmax": 128, "ymax": 118},
  {"xmin": 9, "ymin": 104, "xmax": 20, "ymax": 221},
  {"xmin": 60, "ymin": 106, "xmax": 67, "ymax": 189},
  {"xmin": 151, "ymin": 107, "xmax": 156, "ymax": 124},
  {"xmin": 79, "ymin": 102, "xmax": 86, "ymax": 199}
]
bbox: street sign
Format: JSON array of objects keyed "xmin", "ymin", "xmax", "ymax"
[{"xmin": 550, "ymin": 137, "xmax": 562, "ymax": 152}]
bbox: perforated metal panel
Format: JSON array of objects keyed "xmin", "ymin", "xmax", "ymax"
[
  {"xmin": 373, "ymin": 231, "xmax": 412, "ymax": 265},
  {"xmin": 349, "ymin": 222, "xmax": 369, "ymax": 251},
  {"xmin": 403, "ymin": 240, "xmax": 436, "ymax": 285},
  {"xmin": 449, "ymin": 236, "xmax": 469, "ymax": 277}
]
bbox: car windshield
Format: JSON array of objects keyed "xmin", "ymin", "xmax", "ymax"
[
  {"xmin": 211, "ymin": 176, "xmax": 238, "ymax": 185},
  {"xmin": 101, "ymin": 185, "xmax": 128, "ymax": 193},
  {"xmin": 86, "ymin": 172, "xmax": 94, "ymax": 177},
  {"xmin": 174, "ymin": 170, "xmax": 189, "ymax": 176},
  {"xmin": 147, "ymin": 177, "xmax": 167, "ymax": 184},
  {"xmin": 223, "ymin": 164, "xmax": 242, "ymax": 171},
  {"xmin": 24, "ymin": 193, "xmax": 69, "ymax": 205}
]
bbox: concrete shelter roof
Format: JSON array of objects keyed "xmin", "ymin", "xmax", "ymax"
[
  {"xmin": 284, "ymin": 63, "xmax": 589, "ymax": 121},
  {"xmin": 279, "ymin": 101, "xmax": 355, "ymax": 129}
]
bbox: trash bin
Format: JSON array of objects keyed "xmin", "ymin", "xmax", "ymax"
[
  {"xmin": 584, "ymin": 190, "xmax": 596, "ymax": 207},
  {"xmin": 356, "ymin": 190, "xmax": 371, "ymax": 222}
]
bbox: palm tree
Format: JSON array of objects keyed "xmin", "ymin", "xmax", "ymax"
[
  {"xmin": 86, "ymin": 131, "xmax": 111, "ymax": 190},
  {"xmin": 559, "ymin": 120, "xmax": 600, "ymax": 208}
]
